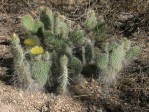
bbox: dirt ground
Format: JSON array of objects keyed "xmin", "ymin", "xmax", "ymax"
[{"xmin": 0, "ymin": 0, "xmax": 149, "ymax": 112}]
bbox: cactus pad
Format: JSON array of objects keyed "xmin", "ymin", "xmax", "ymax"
[
  {"xmin": 123, "ymin": 38, "xmax": 131, "ymax": 51},
  {"xmin": 69, "ymin": 27, "xmax": 85, "ymax": 46},
  {"xmin": 40, "ymin": 8, "xmax": 54, "ymax": 31},
  {"xmin": 126, "ymin": 46, "xmax": 140, "ymax": 60},
  {"xmin": 86, "ymin": 9, "xmax": 97, "ymax": 30},
  {"xmin": 32, "ymin": 60, "xmax": 51, "ymax": 87},
  {"xmin": 97, "ymin": 53, "xmax": 109, "ymax": 71},
  {"xmin": 71, "ymin": 57, "xmax": 82, "ymax": 76},
  {"xmin": 85, "ymin": 43, "xmax": 94, "ymax": 63},
  {"xmin": 22, "ymin": 15, "xmax": 43, "ymax": 33},
  {"xmin": 110, "ymin": 43, "xmax": 125, "ymax": 71},
  {"xmin": 59, "ymin": 55, "xmax": 69, "ymax": 93},
  {"xmin": 22, "ymin": 15, "xmax": 34, "ymax": 32}
]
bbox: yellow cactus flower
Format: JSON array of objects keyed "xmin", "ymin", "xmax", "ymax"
[
  {"xmin": 24, "ymin": 38, "xmax": 37, "ymax": 46},
  {"xmin": 30, "ymin": 46, "xmax": 44, "ymax": 55}
]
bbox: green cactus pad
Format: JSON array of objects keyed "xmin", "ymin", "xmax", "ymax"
[
  {"xmin": 96, "ymin": 22, "xmax": 106, "ymax": 34},
  {"xmin": 108, "ymin": 42, "xmax": 119, "ymax": 52},
  {"xmin": 22, "ymin": 15, "xmax": 34, "ymax": 32},
  {"xmin": 95, "ymin": 16, "xmax": 106, "ymax": 40},
  {"xmin": 57, "ymin": 45, "xmax": 72, "ymax": 65},
  {"xmin": 32, "ymin": 60, "xmax": 51, "ymax": 87},
  {"xmin": 126, "ymin": 46, "xmax": 140, "ymax": 60},
  {"xmin": 53, "ymin": 38, "xmax": 65, "ymax": 48},
  {"xmin": 44, "ymin": 31, "xmax": 55, "ymax": 45},
  {"xmin": 59, "ymin": 55, "xmax": 69, "ymax": 93},
  {"xmin": 11, "ymin": 34, "xmax": 24, "ymax": 61},
  {"xmin": 11, "ymin": 34, "xmax": 33, "ymax": 89},
  {"xmin": 97, "ymin": 53, "xmax": 109, "ymax": 71},
  {"xmin": 63, "ymin": 45, "xmax": 73, "ymax": 56},
  {"xmin": 110, "ymin": 43, "xmax": 125, "ymax": 71},
  {"xmin": 60, "ymin": 55, "xmax": 68, "ymax": 66},
  {"xmin": 45, "ymin": 31, "xmax": 65, "ymax": 48},
  {"xmin": 22, "ymin": 15, "xmax": 43, "ymax": 33},
  {"xmin": 54, "ymin": 13, "xmax": 61, "ymax": 35},
  {"xmin": 86, "ymin": 9, "xmax": 97, "ymax": 30},
  {"xmin": 40, "ymin": 8, "xmax": 54, "ymax": 31},
  {"xmin": 123, "ymin": 38, "xmax": 131, "ymax": 51},
  {"xmin": 71, "ymin": 57, "xmax": 82, "ymax": 76},
  {"xmin": 33, "ymin": 20, "xmax": 44, "ymax": 33},
  {"xmin": 60, "ymin": 21, "xmax": 69, "ymax": 39},
  {"xmin": 69, "ymin": 28, "xmax": 85, "ymax": 46},
  {"xmin": 85, "ymin": 43, "xmax": 94, "ymax": 63}
]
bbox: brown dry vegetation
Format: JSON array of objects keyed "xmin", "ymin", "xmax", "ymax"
[{"xmin": 0, "ymin": 0, "xmax": 149, "ymax": 112}]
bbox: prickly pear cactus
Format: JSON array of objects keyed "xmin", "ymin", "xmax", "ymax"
[
  {"xmin": 11, "ymin": 7, "xmax": 141, "ymax": 94},
  {"xmin": 96, "ymin": 38, "xmax": 140, "ymax": 86}
]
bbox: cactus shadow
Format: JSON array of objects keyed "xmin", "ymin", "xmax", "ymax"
[{"xmin": 0, "ymin": 58, "xmax": 13, "ymax": 85}]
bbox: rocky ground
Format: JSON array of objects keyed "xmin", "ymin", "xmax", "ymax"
[{"xmin": 0, "ymin": 0, "xmax": 149, "ymax": 112}]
